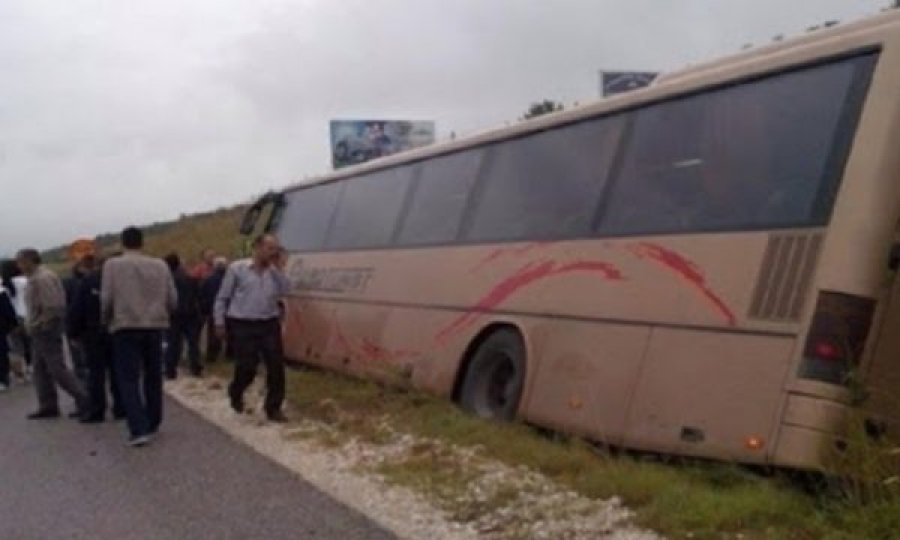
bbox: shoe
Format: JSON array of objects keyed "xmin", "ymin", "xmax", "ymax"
[
  {"xmin": 229, "ymin": 397, "xmax": 244, "ymax": 414},
  {"xmin": 164, "ymin": 373, "xmax": 177, "ymax": 381},
  {"xmin": 79, "ymin": 415, "xmax": 104, "ymax": 424},
  {"xmin": 27, "ymin": 410, "xmax": 60, "ymax": 419},
  {"xmin": 0, "ymin": 383, "xmax": 8, "ymax": 392},
  {"xmin": 68, "ymin": 410, "xmax": 82, "ymax": 419},
  {"xmin": 266, "ymin": 411, "xmax": 288, "ymax": 423},
  {"xmin": 189, "ymin": 369, "xmax": 203, "ymax": 378},
  {"xmin": 127, "ymin": 434, "xmax": 151, "ymax": 447},
  {"xmin": 113, "ymin": 410, "xmax": 127, "ymax": 421},
  {"xmin": 228, "ymin": 389, "xmax": 244, "ymax": 414}
]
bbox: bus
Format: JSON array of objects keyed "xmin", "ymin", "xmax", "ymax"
[{"xmin": 242, "ymin": 11, "xmax": 900, "ymax": 470}]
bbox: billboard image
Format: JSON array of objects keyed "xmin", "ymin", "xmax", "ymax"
[
  {"xmin": 330, "ymin": 120, "xmax": 436, "ymax": 169},
  {"xmin": 600, "ymin": 71, "xmax": 658, "ymax": 97}
]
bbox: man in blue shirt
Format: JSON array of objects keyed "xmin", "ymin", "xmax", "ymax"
[{"xmin": 214, "ymin": 234, "xmax": 290, "ymax": 423}]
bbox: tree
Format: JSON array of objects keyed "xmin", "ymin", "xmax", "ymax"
[{"xmin": 521, "ymin": 99, "xmax": 564, "ymax": 121}]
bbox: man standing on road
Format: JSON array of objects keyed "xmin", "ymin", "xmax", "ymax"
[
  {"xmin": 69, "ymin": 256, "xmax": 125, "ymax": 423},
  {"xmin": 102, "ymin": 227, "xmax": 177, "ymax": 446},
  {"xmin": 214, "ymin": 234, "xmax": 290, "ymax": 423},
  {"xmin": 15, "ymin": 249, "xmax": 89, "ymax": 419}
]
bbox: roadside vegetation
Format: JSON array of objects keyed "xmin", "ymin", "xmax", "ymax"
[
  {"xmin": 204, "ymin": 360, "xmax": 900, "ymax": 539},
  {"xmin": 48, "ymin": 205, "xmax": 900, "ymax": 538}
]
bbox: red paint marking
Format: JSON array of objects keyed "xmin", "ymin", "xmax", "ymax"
[
  {"xmin": 469, "ymin": 242, "xmax": 557, "ymax": 273},
  {"xmin": 332, "ymin": 320, "xmax": 353, "ymax": 355},
  {"xmin": 627, "ymin": 242, "xmax": 736, "ymax": 326},
  {"xmin": 470, "ymin": 249, "xmax": 506, "ymax": 273},
  {"xmin": 327, "ymin": 311, "xmax": 422, "ymax": 365},
  {"xmin": 438, "ymin": 258, "xmax": 623, "ymax": 344}
]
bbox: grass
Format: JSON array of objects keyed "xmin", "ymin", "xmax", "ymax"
[
  {"xmin": 71, "ymin": 206, "xmax": 900, "ymax": 538},
  {"xmin": 209, "ymin": 359, "xmax": 900, "ymax": 539},
  {"xmin": 41, "ymin": 204, "xmax": 247, "ymax": 273}
]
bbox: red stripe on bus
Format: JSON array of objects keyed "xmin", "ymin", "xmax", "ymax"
[
  {"xmin": 627, "ymin": 242, "xmax": 737, "ymax": 326},
  {"xmin": 439, "ymin": 258, "xmax": 623, "ymax": 343}
]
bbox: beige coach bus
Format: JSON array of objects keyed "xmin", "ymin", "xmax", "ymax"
[{"xmin": 243, "ymin": 10, "xmax": 900, "ymax": 470}]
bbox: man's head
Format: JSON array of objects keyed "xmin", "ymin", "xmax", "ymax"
[
  {"xmin": 121, "ymin": 226, "xmax": 144, "ymax": 251},
  {"xmin": 200, "ymin": 248, "xmax": 215, "ymax": 265},
  {"xmin": 73, "ymin": 254, "xmax": 97, "ymax": 277},
  {"xmin": 213, "ymin": 256, "xmax": 228, "ymax": 270},
  {"xmin": 164, "ymin": 253, "xmax": 181, "ymax": 272},
  {"xmin": 15, "ymin": 248, "xmax": 41, "ymax": 275},
  {"xmin": 81, "ymin": 254, "xmax": 97, "ymax": 273},
  {"xmin": 252, "ymin": 234, "xmax": 281, "ymax": 267}
]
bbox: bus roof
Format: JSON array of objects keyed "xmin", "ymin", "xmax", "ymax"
[{"xmin": 280, "ymin": 8, "xmax": 900, "ymax": 196}]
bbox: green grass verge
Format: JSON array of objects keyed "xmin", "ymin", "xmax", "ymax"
[{"xmin": 206, "ymin": 361, "xmax": 900, "ymax": 539}]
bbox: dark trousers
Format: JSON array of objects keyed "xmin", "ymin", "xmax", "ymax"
[
  {"xmin": 165, "ymin": 318, "xmax": 201, "ymax": 376},
  {"xmin": 228, "ymin": 318, "xmax": 285, "ymax": 415},
  {"xmin": 113, "ymin": 330, "xmax": 163, "ymax": 438},
  {"xmin": 68, "ymin": 338, "xmax": 88, "ymax": 385},
  {"xmin": 0, "ymin": 333, "xmax": 9, "ymax": 386},
  {"xmin": 32, "ymin": 326, "xmax": 87, "ymax": 413},
  {"xmin": 203, "ymin": 315, "xmax": 223, "ymax": 362},
  {"xmin": 83, "ymin": 332, "xmax": 124, "ymax": 420},
  {"xmin": 15, "ymin": 325, "xmax": 32, "ymax": 367}
]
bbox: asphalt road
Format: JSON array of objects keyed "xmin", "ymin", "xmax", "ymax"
[{"xmin": 0, "ymin": 380, "xmax": 394, "ymax": 540}]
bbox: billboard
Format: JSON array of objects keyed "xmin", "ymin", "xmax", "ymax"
[
  {"xmin": 600, "ymin": 71, "xmax": 658, "ymax": 97},
  {"xmin": 330, "ymin": 120, "xmax": 436, "ymax": 169}
]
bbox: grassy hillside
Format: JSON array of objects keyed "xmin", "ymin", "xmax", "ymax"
[{"xmin": 42, "ymin": 205, "xmax": 247, "ymax": 271}]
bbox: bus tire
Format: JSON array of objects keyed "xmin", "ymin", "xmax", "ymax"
[{"xmin": 459, "ymin": 329, "xmax": 526, "ymax": 422}]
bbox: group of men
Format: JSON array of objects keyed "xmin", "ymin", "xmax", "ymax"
[{"xmin": 3, "ymin": 226, "xmax": 292, "ymax": 447}]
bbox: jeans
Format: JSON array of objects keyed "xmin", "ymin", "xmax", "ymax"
[
  {"xmin": 113, "ymin": 329, "xmax": 163, "ymax": 438},
  {"xmin": 165, "ymin": 318, "xmax": 201, "ymax": 377},
  {"xmin": 227, "ymin": 318, "xmax": 285, "ymax": 416}
]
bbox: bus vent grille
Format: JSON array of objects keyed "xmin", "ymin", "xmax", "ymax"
[{"xmin": 748, "ymin": 232, "xmax": 823, "ymax": 322}]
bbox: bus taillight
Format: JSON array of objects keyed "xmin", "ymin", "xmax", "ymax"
[
  {"xmin": 798, "ymin": 292, "xmax": 875, "ymax": 385},
  {"xmin": 812, "ymin": 340, "xmax": 843, "ymax": 362}
]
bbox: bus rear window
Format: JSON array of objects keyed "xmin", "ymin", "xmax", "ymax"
[{"xmin": 597, "ymin": 53, "xmax": 876, "ymax": 237}]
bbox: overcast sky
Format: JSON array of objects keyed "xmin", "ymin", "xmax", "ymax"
[{"xmin": 0, "ymin": 0, "xmax": 890, "ymax": 254}]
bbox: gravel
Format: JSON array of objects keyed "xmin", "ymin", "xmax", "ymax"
[{"xmin": 166, "ymin": 375, "xmax": 661, "ymax": 540}]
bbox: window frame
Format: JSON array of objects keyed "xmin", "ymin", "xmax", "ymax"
[
  {"xmin": 274, "ymin": 47, "xmax": 878, "ymax": 253},
  {"xmin": 592, "ymin": 49, "xmax": 878, "ymax": 238}
]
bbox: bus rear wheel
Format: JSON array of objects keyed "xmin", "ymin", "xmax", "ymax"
[{"xmin": 459, "ymin": 329, "xmax": 526, "ymax": 421}]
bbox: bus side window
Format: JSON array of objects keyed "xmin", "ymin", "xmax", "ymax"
[{"xmin": 597, "ymin": 55, "xmax": 864, "ymax": 237}]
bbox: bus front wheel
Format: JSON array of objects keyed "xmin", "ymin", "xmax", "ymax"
[{"xmin": 459, "ymin": 329, "xmax": 526, "ymax": 422}]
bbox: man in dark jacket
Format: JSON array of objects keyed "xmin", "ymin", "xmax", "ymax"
[
  {"xmin": 164, "ymin": 253, "xmax": 202, "ymax": 378},
  {"xmin": 199, "ymin": 257, "xmax": 228, "ymax": 363},
  {"xmin": 63, "ymin": 258, "xmax": 91, "ymax": 384},
  {"xmin": 68, "ymin": 257, "xmax": 124, "ymax": 422}
]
